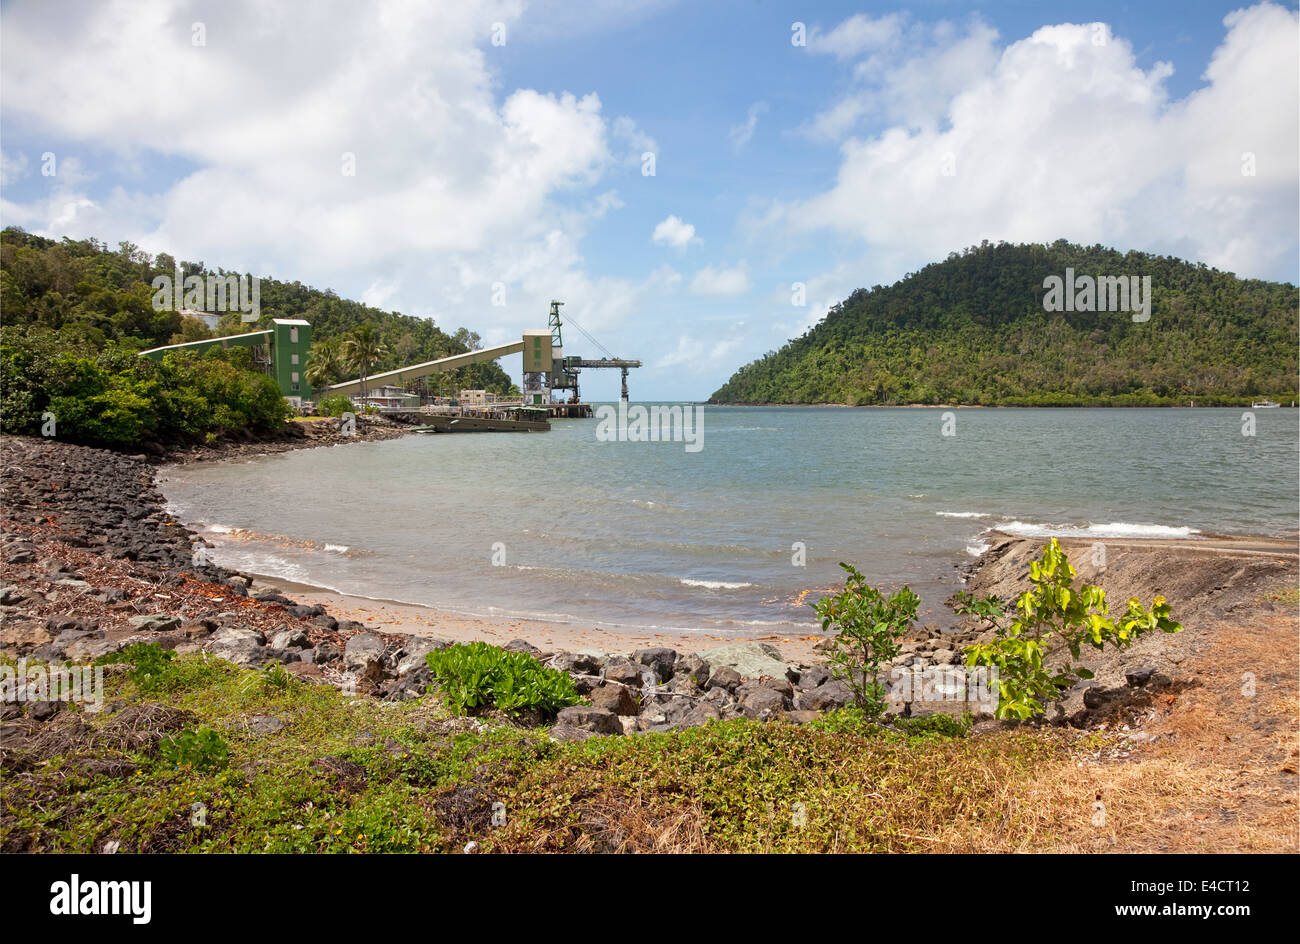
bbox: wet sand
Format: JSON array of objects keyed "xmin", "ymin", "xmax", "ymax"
[{"xmin": 253, "ymin": 575, "xmax": 830, "ymax": 664}]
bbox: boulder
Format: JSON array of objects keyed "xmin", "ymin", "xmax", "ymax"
[
  {"xmin": 64, "ymin": 637, "xmax": 128, "ymax": 661},
  {"xmin": 699, "ymin": 643, "xmax": 790, "ymax": 681},
  {"xmin": 740, "ymin": 686, "xmax": 788, "ymax": 719},
  {"xmin": 798, "ymin": 665, "xmax": 833, "ymax": 690},
  {"xmin": 798, "ymin": 679, "xmax": 855, "ymax": 711},
  {"xmin": 589, "ymin": 682, "xmax": 639, "ymax": 716},
  {"xmin": 0, "ymin": 620, "xmax": 54, "ymax": 651},
  {"xmin": 633, "ymin": 647, "xmax": 678, "ymax": 682},
  {"xmin": 550, "ymin": 651, "xmax": 602, "ymax": 675},
  {"xmin": 206, "ymin": 626, "xmax": 265, "ymax": 663},
  {"xmin": 503, "ymin": 639, "xmax": 541, "ymax": 656},
  {"xmin": 760, "ymin": 677, "xmax": 795, "ymax": 699},
  {"xmin": 127, "ymin": 613, "xmax": 182, "ymax": 633},
  {"xmin": 549, "ymin": 723, "xmax": 600, "ymax": 743},
  {"xmin": 269, "ymin": 627, "xmax": 311, "ymax": 650},
  {"xmin": 343, "ymin": 633, "xmax": 386, "ymax": 680},
  {"xmin": 673, "ymin": 652, "xmax": 711, "ymax": 688},
  {"xmin": 555, "ymin": 705, "xmax": 622, "ymax": 735},
  {"xmin": 706, "ymin": 665, "xmax": 742, "ymax": 693},
  {"xmin": 602, "ymin": 657, "xmax": 647, "ymax": 687},
  {"xmin": 394, "ymin": 637, "xmax": 448, "ymax": 676}
]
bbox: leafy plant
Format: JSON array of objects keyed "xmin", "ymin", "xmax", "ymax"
[
  {"xmin": 953, "ymin": 538, "xmax": 1182, "ymax": 719},
  {"xmin": 239, "ymin": 660, "xmax": 296, "ymax": 695},
  {"xmin": 425, "ymin": 642, "xmax": 581, "ymax": 718},
  {"xmin": 316, "ymin": 393, "xmax": 354, "ymax": 417},
  {"xmin": 811, "ymin": 563, "xmax": 920, "ymax": 717},
  {"xmin": 97, "ymin": 642, "xmax": 174, "ymax": 691},
  {"xmin": 158, "ymin": 727, "xmax": 230, "ymax": 771}
]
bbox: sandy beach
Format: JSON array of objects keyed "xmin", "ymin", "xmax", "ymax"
[{"xmin": 252, "ymin": 575, "xmax": 830, "ymax": 665}]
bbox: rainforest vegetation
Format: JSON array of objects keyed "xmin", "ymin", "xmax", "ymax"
[{"xmin": 710, "ymin": 241, "xmax": 1298, "ymax": 406}]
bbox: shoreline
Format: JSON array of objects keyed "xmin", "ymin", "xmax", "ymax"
[{"xmin": 247, "ymin": 572, "xmax": 829, "ymax": 665}]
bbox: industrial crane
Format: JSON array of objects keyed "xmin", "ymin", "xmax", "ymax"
[{"xmin": 544, "ymin": 301, "xmax": 641, "ymax": 402}]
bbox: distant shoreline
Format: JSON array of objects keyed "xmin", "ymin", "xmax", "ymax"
[{"xmin": 706, "ymin": 401, "xmax": 1297, "ymax": 408}]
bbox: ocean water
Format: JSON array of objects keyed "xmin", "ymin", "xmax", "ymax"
[{"xmin": 158, "ymin": 406, "xmax": 1299, "ymax": 635}]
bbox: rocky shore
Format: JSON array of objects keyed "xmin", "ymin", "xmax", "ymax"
[
  {"xmin": 156, "ymin": 414, "xmax": 412, "ymax": 465},
  {"xmin": 3, "ymin": 433, "xmax": 1295, "ymax": 740},
  {"xmin": 0, "ymin": 435, "xmax": 1002, "ymax": 736}
]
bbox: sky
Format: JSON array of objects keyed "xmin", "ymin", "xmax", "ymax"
[{"xmin": 2, "ymin": 0, "xmax": 1297, "ymax": 400}]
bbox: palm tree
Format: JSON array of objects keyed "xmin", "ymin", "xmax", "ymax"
[
  {"xmin": 304, "ymin": 337, "xmax": 344, "ymax": 399},
  {"xmin": 343, "ymin": 324, "xmax": 388, "ymax": 405}
]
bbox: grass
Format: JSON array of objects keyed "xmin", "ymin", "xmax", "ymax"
[{"xmin": 4, "ymin": 636, "xmax": 1293, "ymax": 853}]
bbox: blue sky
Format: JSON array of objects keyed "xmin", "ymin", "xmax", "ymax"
[{"xmin": 2, "ymin": 0, "xmax": 1297, "ymax": 399}]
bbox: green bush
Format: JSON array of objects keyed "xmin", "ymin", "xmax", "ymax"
[
  {"xmin": 316, "ymin": 393, "xmax": 354, "ymax": 417},
  {"xmin": 97, "ymin": 642, "xmax": 174, "ymax": 691},
  {"xmin": 158, "ymin": 727, "xmax": 229, "ymax": 771},
  {"xmin": 894, "ymin": 712, "xmax": 972, "ymax": 739},
  {"xmin": 425, "ymin": 642, "xmax": 581, "ymax": 718},
  {"xmin": 810, "ymin": 563, "xmax": 919, "ymax": 718},
  {"xmin": 954, "ymin": 538, "xmax": 1181, "ymax": 719},
  {"xmin": 0, "ymin": 325, "xmax": 288, "ymax": 448}
]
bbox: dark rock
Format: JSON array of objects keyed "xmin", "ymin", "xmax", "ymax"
[
  {"xmin": 798, "ymin": 666, "xmax": 832, "ymax": 689},
  {"xmin": 270, "ymin": 627, "xmax": 311, "ymax": 650},
  {"xmin": 798, "ymin": 679, "xmax": 855, "ymax": 711},
  {"xmin": 1125, "ymin": 666, "xmax": 1158, "ymax": 687},
  {"xmin": 707, "ymin": 665, "xmax": 742, "ymax": 693},
  {"xmin": 589, "ymin": 682, "xmax": 639, "ymax": 716},
  {"xmin": 503, "ymin": 639, "xmax": 541, "ymax": 656},
  {"xmin": 549, "ymin": 723, "xmax": 600, "ymax": 742},
  {"xmin": 760, "ymin": 677, "xmax": 795, "ymax": 699},
  {"xmin": 741, "ymin": 687, "xmax": 790, "ymax": 718},
  {"xmin": 673, "ymin": 652, "xmax": 711, "ymax": 688},
  {"xmin": 343, "ymin": 633, "xmax": 386, "ymax": 680},
  {"xmin": 28, "ymin": 700, "xmax": 62, "ymax": 722},
  {"xmin": 633, "ymin": 647, "xmax": 678, "ymax": 682},
  {"xmin": 602, "ymin": 657, "xmax": 646, "ymax": 687},
  {"xmin": 127, "ymin": 613, "xmax": 181, "ymax": 633},
  {"xmin": 555, "ymin": 705, "xmax": 622, "ymax": 735}
]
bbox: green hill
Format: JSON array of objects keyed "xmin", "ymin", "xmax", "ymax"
[
  {"xmin": 710, "ymin": 240, "xmax": 1298, "ymax": 406},
  {"xmin": 0, "ymin": 228, "xmax": 513, "ymax": 393}
]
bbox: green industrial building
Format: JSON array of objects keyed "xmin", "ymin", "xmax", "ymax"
[{"xmin": 138, "ymin": 318, "xmax": 314, "ymax": 406}]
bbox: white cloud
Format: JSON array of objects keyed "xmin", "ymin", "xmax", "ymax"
[
  {"xmin": 0, "ymin": 150, "xmax": 30, "ymax": 187},
  {"xmin": 729, "ymin": 102, "xmax": 768, "ymax": 150},
  {"xmin": 655, "ymin": 333, "xmax": 743, "ymax": 372},
  {"xmin": 808, "ymin": 13, "xmax": 905, "ymax": 60},
  {"xmin": 803, "ymin": 15, "xmax": 1001, "ymax": 138},
  {"xmin": 0, "ymin": 0, "xmax": 659, "ymax": 345},
  {"xmin": 689, "ymin": 263, "xmax": 750, "ymax": 296},
  {"xmin": 651, "ymin": 214, "xmax": 699, "ymax": 250},
  {"xmin": 777, "ymin": 3, "xmax": 1299, "ymax": 283}
]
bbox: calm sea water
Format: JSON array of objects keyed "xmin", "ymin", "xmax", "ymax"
[{"xmin": 158, "ymin": 406, "xmax": 1299, "ymax": 635}]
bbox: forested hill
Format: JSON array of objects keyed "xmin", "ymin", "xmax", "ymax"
[
  {"xmin": 0, "ymin": 228, "xmax": 512, "ymax": 391},
  {"xmin": 710, "ymin": 241, "xmax": 1298, "ymax": 406}
]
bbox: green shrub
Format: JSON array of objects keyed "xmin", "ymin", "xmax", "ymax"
[
  {"xmin": 425, "ymin": 642, "xmax": 581, "ymax": 718},
  {"xmin": 158, "ymin": 727, "xmax": 229, "ymax": 771},
  {"xmin": 317, "ymin": 393, "xmax": 354, "ymax": 417},
  {"xmin": 954, "ymin": 538, "xmax": 1181, "ymax": 719},
  {"xmin": 0, "ymin": 326, "xmax": 287, "ymax": 448},
  {"xmin": 97, "ymin": 642, "xmax": 174, "ymax": 691},
  {"xmin": 810, "ymin": 563, "xmax": 919, "ymax": 718}
]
